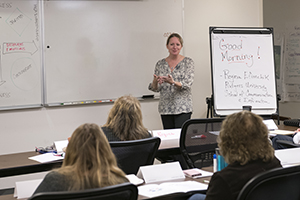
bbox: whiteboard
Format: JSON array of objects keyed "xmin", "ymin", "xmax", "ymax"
[
  {"xmin": 0, "ymin": 1, "xmax": 42, "ymax": 110},
  {"xmin": 43, "ymin": 0, "xmax": 183, "ymax": 105},
  {"xmin": 210, "ymin": 27, "xmax": 277, "ymax": 116}
]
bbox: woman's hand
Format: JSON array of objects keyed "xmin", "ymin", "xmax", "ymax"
[
  {"xmin": 154, "ymin": 74, "xmax": 164, "ymax": 84},
  {"xmin": 161, "ymin": 74, "xmax": 174, "ymax": 85}
]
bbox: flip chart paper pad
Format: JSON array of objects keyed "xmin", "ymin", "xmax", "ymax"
[{"xmin": 137, "ymin": 162, "xmax": 185, "ymax": 183}]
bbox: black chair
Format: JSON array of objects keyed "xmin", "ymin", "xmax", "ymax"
[
  {"xmin": 237, "ymin": 165, "xmax": 300, "ymax": 200},
  {"xmin": 180, "ymin": 118, "xmax": 225, "ymax": 169},
  {"xmin": 28, "ymin": 182, "xmax": 138, "ymax": 200},
  {"xmin": 110, "ymin": 137, "xmax": 161, "ymax": 174},
  {"xmin": 271, "ymin": 114, "xmax": 291, "ymax": 125},
  {"xmin": 276, "ymin": 139, "xmax": 300, "ymax": 148}
]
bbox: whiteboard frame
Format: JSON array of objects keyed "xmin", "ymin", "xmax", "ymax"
[
  {"xmin": 42, "ymin": 0, "xmax": 184, "ymax": 107},
  {"xmin": 209, "ymin": 27, "xmax": 278, "ymax": 117},
  {"xmin": 0, "ymin": 0, "xmax": 44, "ymax": 111}
]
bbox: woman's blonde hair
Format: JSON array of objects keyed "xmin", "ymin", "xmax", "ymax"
[
  {"xmin": 58, "ymin": 123, "xmax": 127, "ymax": 190},
  {"xmin": 218, "ymin": 111, "xmax": 274, "ymax": 165},
  {"xmin": 104, "ymin": 95, "xmax": 149, "ymax": 141}
]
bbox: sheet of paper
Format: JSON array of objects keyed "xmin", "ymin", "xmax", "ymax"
[
  {"xmin": 29, "ymin": 153, "xmax": 64, "ymax": 163},
  {"xmin": 269, "ymin": 129, "xmax": 295, "ymax": 135},
  {"xmin": 263, "ymin": 119, "xmax": 278, "ymax": 130},
  {"xmin": 54, "ymin": 140, "xmax": 68, "ymax": 153},
  {"xmin": 138, "ymin": 181, "xmax": 208, "ymax": 198},
  {"xmin": 14, "ymin": 179, "xmax": 42, "ymax": 199},
  {"xmin": 209, "ymin": 131, "xmax": 220, "ymax": 135},
  {"xmin": 125, "ymin": 174, "xmax": 144, "ymax": 185}
]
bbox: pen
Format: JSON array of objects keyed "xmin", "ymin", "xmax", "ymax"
[
  {"xmin": 191, "ymin": 135, "xmax": 207, "ymax": 139},
  {"xmin": 53, "ymin": 153, "xmax": 64, "ymax": 157}
]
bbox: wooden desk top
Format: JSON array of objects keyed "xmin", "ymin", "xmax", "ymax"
[
  {"xmin": 0, "ymin": 151, "xmax": 39, "ymax": 169},
  {"xmin": 0, "ymin": 151, "xmax": 62, "ymax": 178},
  {"xmin": 277, "ymin": 124, "xmax": 297, "ymax": 131}
]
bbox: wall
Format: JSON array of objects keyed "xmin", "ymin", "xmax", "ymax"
[
  {"xmin": 184, "ymin": 0, "xmax": 263, "ymax": 117},
  {"xmin": 263, "ymin": 0, "xmax": 300, "ymax": 119},
  {"xmin": 0, "ymin": 0, "xmax": 263, "ymax": 156}
]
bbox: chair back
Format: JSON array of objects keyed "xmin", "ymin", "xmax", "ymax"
[
  {"xmin": 110, "ymin": 137, "xmax": 161, "ymax": 174},
  {"xmin": 237, "ymin": 165, "xmax": 300, "ymax": 200},
  {"xmin": 28, "ymin": 182, "xmax": 138, "ymax": 200},
  {"xmin": 180, "ymin": 118, "xmax": 225, "ymax": 169}
]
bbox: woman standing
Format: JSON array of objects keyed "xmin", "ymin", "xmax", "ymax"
[{"xmin": 148, "ymin": 33, "xmax": 195, "ymax": 129}]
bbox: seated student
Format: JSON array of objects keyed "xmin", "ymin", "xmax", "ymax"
[
  {"xmin": 272, "ymin": 128, "xmax": 300, "ymax": 149},
  {"xmin": 33, "ymin": 123, "xmax": 128, "ymax": 194},
  {"xmin": 188, "ymin": 111, "xmax": 282, "ymax": 200},
  {"xmin": 102, "ymin": 95, "xmax": 151, "ymax": 141}
]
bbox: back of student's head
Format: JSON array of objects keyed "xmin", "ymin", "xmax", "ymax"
[
  {"xmin": 218, "ymin": 110, "xmax": 274, "ymax": 165},
  {"xmin": 61, "ymin": 123, "xmax": 127, "ymax": 190},
  {"xmin": 105, "ymin": 95, "xmax": 149, "ymax": 140}
]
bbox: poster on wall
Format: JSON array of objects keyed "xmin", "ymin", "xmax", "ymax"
[{"xmin": 282, "ymin": 23, "xmax": 300, "ymax": 102}]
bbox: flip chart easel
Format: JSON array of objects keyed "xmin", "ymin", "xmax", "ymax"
[{"xmin": 209, "ymin": 27, "xmax": 277, "ymax": 116}]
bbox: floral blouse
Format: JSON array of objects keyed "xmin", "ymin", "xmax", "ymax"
[{"xmin": 148, "ymin": 57, "xmax": 195, "ymax": 115}]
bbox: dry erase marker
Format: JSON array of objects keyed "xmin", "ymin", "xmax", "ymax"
[{"xmin": 191, "ymin": 135, "xmax": 207, "ymax": 139}]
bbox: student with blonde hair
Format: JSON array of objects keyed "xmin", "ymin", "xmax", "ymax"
[
  {"xmin": 102, "ymin": 95, "xmax": 151, "ymax": 141},
  {"xmin": 188, "ymin": 111, "xmax": 282, "ymax": 200},
  {"xmin": 33, "ymin": 123, "xmax": 128, "ymax": 194}
]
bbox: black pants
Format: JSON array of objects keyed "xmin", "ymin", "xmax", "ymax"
[{"xmin": 161, "ymin": 112, "xmax": 192, "ymax": 129}]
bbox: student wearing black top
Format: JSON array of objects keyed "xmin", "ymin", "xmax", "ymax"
[
  {"xmin": 102, "ymin": 95, "xmax": 151, "ymax": 141},
  {"xmin": 188, "ymin": 111, "xmax": 282, "ymax": 200}
]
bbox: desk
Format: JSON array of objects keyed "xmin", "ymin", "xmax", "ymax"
[
  {"xmin": 0, "ymin": 150, "xmax": 212, "ymax": 200},
  {"xmin": 0, "ymin": 124, "xmax": 297, "ymax": 199},
  {"xmin": 153, "ymin": 125, "xmax": 297, "ymax": 151},
  {"xmin": 0, "ymin": 151, "xmax": 62, "ymax": 178},
  {"xmin": 0, "ymin": 167, "xmax": 212, "ymax": 200},
  {"xmin": 138, "ymin": 166, "xmax": 212, "ymax": 200},
  {"xmin": 277, "ymin": 124, "xmax": 297, "ymax": 131},
  {"xmin": 154, "ymin": 124, "xmax": 297, "ymax": 169}
]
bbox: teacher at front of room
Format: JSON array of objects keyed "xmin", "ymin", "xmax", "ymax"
[{"xmin": 148, "ymin": 33, "xmax": 195, "ymax": 129}]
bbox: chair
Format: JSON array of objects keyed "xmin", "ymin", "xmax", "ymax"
[
  {"xmin": 110, "ymin": 137, "xmax": 161, "ymax": 174},
  {"xmin": 179, "ymin": 118, "xmax": 225, "ymax": 169},
  {"xmin": 237, "ymin": 165, "xmax": 300, "ymax": 200},
  {"xmin": 28, "ymin": 182, "xmax": 138, "ymax": 200},
  {"xmin": 276, "ymin": 139, "xmax": 300, "ymax": 148},
  {"xmin": 271, "ymin": 114, "xmax": 291, "ymax": 125}
]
